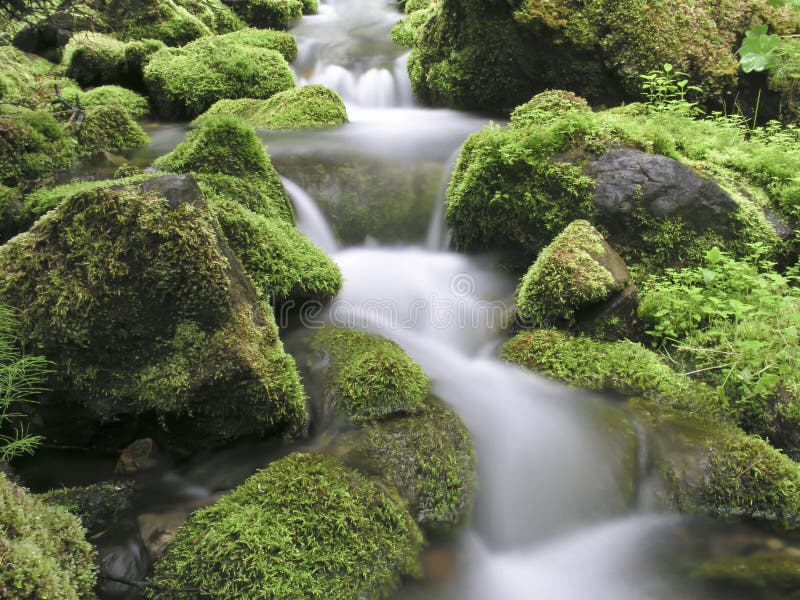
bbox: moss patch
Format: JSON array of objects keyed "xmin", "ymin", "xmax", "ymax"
[
  {"xmin": 78, "ymin": 85, "xmax": 150, "ymax": 120},
  {"xmin": 312, "ymin": 327, "xmax": 430, "ymax": 424},
  {"xmin": 76, "ymin": 104, "xmax": 150, "ymax": 152},
  {"xmin": 231, "ymin": 0, "xmax": 302, "ymax": 30},
  {"xmin": 195, "ymin": 85, "xmax": 347, "ymax": 129},
  {"xmin": 0, "ymin": 473, "xmax": 97, "ymax": 600},
  {"xmin": 62, "ymin": 33, "xmax": 165, "ymax": 89},
  {"xmin": 336, "ymin": 397, "xmax": 477, "ymax": 537},
  {"xmin": 150, "ymin": 452, "xmax": 423, "ymax": 599},
  {"xmin": 143, "ymin": 30, "xmax": 296, "ymax": 119},
  {"xmin": 40, "ymin": 481, "xmax": 135, "ymax": 537},
  {"xmin": 692, "ymin": 550, "xmax": 800, "ymax": 598}
]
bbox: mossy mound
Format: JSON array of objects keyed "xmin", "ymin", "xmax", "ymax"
[
  {"xmin": 76, "ymin": 104, "xmax": 150, "ymax": 152},
  {"xmin": 143, "ymin": 30, "xmax": 296, "ymax": 119},
  {"xmin": 515, "ymin": 220, "xmax": 628, "ymax": 327},
  {"xmin": 0, "ymin": 45, "xmax": 61, "ymax": 105},
  {"xmin": 501, "ymin": 329, "xmax": 723, "ymax": 417},
  {"xmin": 195, "ymin": 85, "xmax": 347, "ymax": 129},
  {"xmin": 299, "ymin": 0, "xmax": 318, "ymax": 14},
  {"xmin": 0, "ymin": 108, "xmax": 77, "ymax": 188},
  {"xmin": 391, "ymin": 4, "xmax": 434, "ymax": 48},
  {"xmin": 405, "ymin": 0, "xmax": 799, "ymax": 115},
  {"xmin": 40, "ymin": 481, "xmax": 135, "ymax": 537},
  {"xmin": 150, "ymin": 452, "xmax": 423, "ymax": 599},
  {"xmin": 312, "ymin": 327, "xmax": 430, "ymax": 424},
  {"xmin": 336, "ymin": 398, "xmax": 477, "ymax": 537},
  {"xmin": 77, "ymin": 85, "xmax": 151, "ymax": 120},
  {"xmin": 231, "ymin": 0, "xmax": 303, "ymax": 30},
  {"xmin": 62, "ymin": 33, "xmax": 165, "ymax": 89},
  {"xmin": 154, "ymin": 115, "xmax": 276, "ymax": 178},
  {"xmin": 109, "ymin": 0, "xmax": 217, "ymax": 45},
  {"xmin": 446, "ymin": 91, "xmax": 781, "ymax": 269},
  {"xmin": 0, "ymin": 175, "xmax": 307, "ymax": 446},
  {"xmin": 628, "ymin": 397, "xmax": 800, "ymax": 528},
  {"xmin": 0, "ymin": 473, "xmax": 97, "ymax": 600},
  {"xmin": 692, "ymin": 550, "xmax": 800, "ymax": 599}
]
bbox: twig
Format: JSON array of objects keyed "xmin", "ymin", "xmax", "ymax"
[{"xmin": 53, "ymin": 84, "xmax": 84, "ymax": 125}]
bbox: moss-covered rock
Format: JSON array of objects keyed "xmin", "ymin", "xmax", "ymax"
[
  {"xmin": 40, "ymin": 481, "xmax": 135, "ymax": 537},
  {"xmin": 78, "ymin": 85, "xmax": 150, "ymax": 120},
  {"xmin": 143, "ymin": 29, "xmax": 296, "ymax": 119},
  {"xmin": 231, "ymin": 0, "xmax": 303, "ymax": 30},
  {"xmin": 692, "ymin": 550, "xmax": 800, "ymax": 599},
  {"xmin": 0, "ymin": 45, "xmax": 61, "ymax": 106},
  {"xmin": 195, "ymin": 85, "xmax": 347, "ymax": 129},
  {"xmin": 150, "ymin": 452, "xmax": 423, "ymax": 599},
  {"xmin": 0, "ymin": 174, "xmax": 307, "ymax": 446},
  {"xmin": 62, "ymin": 33, "xmax": 165, "ymax": 90},
  {"xmin": 501, "ymin": 329, "xmax": 723, "ymax": 416},
  {"xmin": 299, "ymin": 0, "xmax": 317, "ymax": 15},
  {"xmin": 335, "ymin": 398, "xmax": 477, "ymax": 537},
  {"xmin": 515, "ymin": 220, "xmax": 628, "ymax": 327},
  {"xmin": 446, "ymin": 91, "xmax": 781, "ymax": 269},
  {"xmin": 76, "ymin": 104, "xmax": 150, "ymax": 152},
  {"xmin": 628, "ymin": 397, "xmax": 800, "ymax": 528},
  {"xmin": 404, "ymin": 0, "xmax": 799, "ymax": 116},
  {"xmin": 0, "ymin": 473, "xmax": 97, "ymax": 600},
  {"xmin": 312, "ymin": 327, "xmax": 430, "ymax": 424},
  {"xmin": 109, "ymin": 0, "xmax": 212, "ymax": 45},
  {"xmin": 0, "ymin": 108, "xmax": 77, "ymax": 188}
]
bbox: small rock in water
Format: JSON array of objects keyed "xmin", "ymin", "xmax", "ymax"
[{"xmin": 115, "ymin": 438, "xmax": 154, "ymax": 475}]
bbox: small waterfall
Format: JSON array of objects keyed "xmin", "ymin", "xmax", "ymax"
[
  {"xmin": 425, "ymin": 146, "xmax": 461, "ymax": 250},
  {"xmin": 281, "ymin": 176, "xmax": 339, "ymax": 254}
]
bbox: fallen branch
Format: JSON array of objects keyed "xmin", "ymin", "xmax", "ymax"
[{"xmin": 53, "ymin": 84, "xmax": 84, "ymax": 125}]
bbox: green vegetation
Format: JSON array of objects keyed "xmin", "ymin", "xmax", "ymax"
[
  {"xmin": 62, "ymin": 33, "xmax": 165, "ymax": 89},
  {"xmin": 78, "ymin": 85, "xmax": 150, "ymax": 120},
  {"xmin": 312, "ymin": 327, "xmax": 429, "ymax": 424},
  {"xmin": 150, "ymin": 452, "xmax": 423, "ymax": 599},
  {"xmin": 0, "ymin": 176, "xmax": 307, "ymax": 445},
  {"xmin": 501, "ymin": 329, "xmax": 723, "ymax": 417},
  {"xmin": 0, "ymin": 46, "xmax": 62, "ymax": 106},
  {"xmin": 40, "ymin": 481, "xmax": 134, "ymax": 536},
  {"xmin": 639, "ymin": 246, "xmax": 800, "ymax": 454},
  {"xmin": 336, "ymin": 398, "xmax": 477, "ymax": 537},
  {"xmin": 76, "ymin": 104, "xmax": 150, "ymax": 151},
  {"xmin": 195, "ymin": 85, "xmax": 347, "ymax": 129},
  {"xmin": 231, "ymin": 0, "xmax": 302, "ymax": 30},
  {"xmin": 0, "ymin": 305, "xmax": 49, "ymax": 462},
  {"xmin": 111, "ymin": 0, "xmax": 214, "ymax": 45},
  {"xmin": 143, "ymin": 30, "xmax": 296, "ymax": 119},
  {"xmin": 515, "ymin": 220, "xmax": 627, "ymax": 327},
  {"xmin": 0, "ymin": 473, "xmax": 97, "ymax": 600},
  {"xmin": 692, "ymin": 550, "xmax": 800, "ymax": 598}
]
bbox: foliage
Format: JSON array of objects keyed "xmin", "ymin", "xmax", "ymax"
[
  {"xmin": 0, "ymin": 473, "xmax": 97, "ymax": 600},
  {"xmin": 312, "ymin": 327, "xmax": 430, "ymax": 424},
  {"xmin": 194, "ymin": 85, "xmax": 347, "ymax": 129},
  {"xmin": 76, "ymin": 104, "xmax": 150, "ymax": 152},
  {"xmin": 143, "ymin": 30, "xmax": 296, "ymax": 119},
  {"xmin": 639, "ymin": 246, "xmax": 800, "ymax": 440},
  {"xmin": 0, "ymin": 305, "xmax": 49, "ymax": 462},
  {"xmin": 78, "ymin": 85, "xmax": 150, "ymax": 120},
  {"xmin": 150, "ymin": 452, "xmax": 423, "ymax": 600},
  {"xmin": 230, "ymin": 0, "xmax": 302, "ymax": 30},
  {"xmin": 639, "ymin": 63, "xmax": 703, "ymax": 115},
  {"xmin": 336, "ymin": 397, "xmax": 477, "ymax": 537},
  {"xmin": 62, "ymin": 33, "xmax": 165, "ymax": 89}
]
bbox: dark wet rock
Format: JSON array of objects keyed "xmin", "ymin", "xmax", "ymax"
[
  {"xmin": 115, "ymin": 438, "xmax": 155, "ymax": 475},
  {"xmin": 94, "ymin": 521, "xmax": 151, "ymax": 600},
  {"xmin": 40, "ymin": 480, "xmax": 136, "ymax": 536}
]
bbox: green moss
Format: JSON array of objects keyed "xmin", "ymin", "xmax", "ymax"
[
  {"xmin": 0, "ymin": 108, "xmax": 77, "ymax": 188},
  {"xmin": 154, "ymin": 115, "xmax": 274, "ymax": 178},
  {"xmin": 110, "ymin": 0, "xmax": 211, "ymax": 46},
  {"xmin": 0, "ymin": 46, "xmax": 59, "ymax": 106},
  {"xmin": 0, "ymin": 473, "xmax": 97, "ymax": 600},
  {"xmin": 312, "ymin": 327, "xmax": 430, "ymax": 424},
  {"xmin": 231, "ymin": 0, "xmax": 302, "ymax": 30},
  {"xmin": 0, "ymin": 176, "xmax": 307, "ymax": 444},
  {"xmin": 391, "ymin": 7, "xmax": 432, "ymax": 48},
  {"xmin": 173, "ymin": 0, "xmax": 245, "ymax": 33},
  {"xmin": 515, "ymin": 220, "xmax": 626, "ymax": 327},
  {"xmin": 143, "ymin": 31, "xmax": 296, "ymax": 119},
  {"xmin": 692, "ymin": 550, "xmax": 800, "ymax": 598},
  {"xmin": 62, "ymin": 33, "xmax": 165, "ymax": 89},
  {"xmin": 194, "ymin": 172, "xmax": 292, "ymax": 221},
  {"xmin": 628, "ymin": 397, "xmax": 800, "ymax": 527},
  {"xmin": 214, "ymin": 27, "xmax": 298, "ymax": 61},
  {"xmin": 150, "ymin": 452, "xmax": 423, "ymax": 600},
  {"xmin": 78, "ymin": 85, "xmax": 150, "ymax": 120},
  {"xmin": 501, "ymin": 329, "xmax": 723, "ymax": 417},
  {"xmin": 299, "ymin": 0, "xmax": 317, "ymax": 14},
  {"xmin": 76, "ymin": 104, "xmax": 150, "ymax": 153},
  {"xmin": 336, "ymin": 397, "xmax": 477, "ymax": 537},
  {"xmin": 40, "ymin": 481, "xmax": 134, "ymax": 536},
  {"xmin": 195, "ymin": 85, "xmax": 347, "ymax": 129}
]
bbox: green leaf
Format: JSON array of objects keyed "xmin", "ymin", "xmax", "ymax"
[
  {"xmin": 705, "ymin": 246, "xmax": 723, "ymax": 265},
  {"xmin": 738, "ymin": 24, "xmax": 782, "ymax": 73}
]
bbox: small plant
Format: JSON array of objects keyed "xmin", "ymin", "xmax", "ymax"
[
  {"xmin": 639, "ymin": 63, "xmax": 703, "ymax": 114},
  {"xmin": 0, "ymin": 304, "xmax": 49, "ymax": 462},
  {"xmin": 737, "ymin": 1, "xmax": 800, "ymax": 79}
]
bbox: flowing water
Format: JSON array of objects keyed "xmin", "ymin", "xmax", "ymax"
[{"xmin": 17, "ymin": 2, "xmax": 800, "ymax": 599}]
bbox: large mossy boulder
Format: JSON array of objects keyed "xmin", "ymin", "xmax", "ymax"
[
  {"xmin": 312, "ymin": 327, "xmax": 430, "ymax": 424},
  {"xmin": 195, "ymin": 85, "xmax": 347, "ymax": 129},
  {"xmin": 0, "ymin": 473, "xmax": 97, "ymax": 600},
  {"xmin": 405, "ymin": 0, "xmax": 799, "ymax": 116},
  {"xmin": 110, "ymin": 0, "xmax": 237, "ymax": 45},
  {"xmin": 76, "ymin": 104, "xmax": 150, "ymax": 151},
  {"xmin": 77, "ymin": 85, "xmax": 151, "ymax": 120},
  {"xmin": 231, "ymin": 0, "xmax": 303, "ymax": 30},
  {"xmin": 143, "ymin": 29, "xmax": 296, "ymax": 119},
  {"xmin": 336, "ymin": 397, "xmax": 477, "ymax": 537},
  {"xmin": 0, "ymin": 174, "xmax": 307, "ymax": 446},
  {"xmin": 446, "ymin": 91, "xmax": 781, "ymax": 269},
  {"xmin": 156, "ymin": 116, "xmax": 342, "ymax": 302},
  {"xmin": 515, "ymin": 220, "xmax": 628, "ymax": 327},
  {"xmin": 0, "ymin": 46, "xmax": 63, "ymax": 106},
  {"xmin": 62, "ymin": 33, "xmax": 165, "ymax": 90},
  {"xmin": 150, "ymin": 452, "xmax": 424, "ymax": 599}
]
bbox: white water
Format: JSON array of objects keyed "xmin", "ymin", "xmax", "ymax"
[
  {"xmin": 282, "ymin": 2, "xmax": 712, "ymax": 598},
  {"xmin": 281, "ymin": 176, "xmax": 339, "ymax": 254}
]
